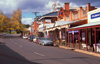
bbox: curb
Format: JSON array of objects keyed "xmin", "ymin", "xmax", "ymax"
[{"xmin": 59, "ymin": 46, "xmax": 100, "ymax": 57}]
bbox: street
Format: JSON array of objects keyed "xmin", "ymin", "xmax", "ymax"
[{"xmin": 0, "ymin": 34, "xmax": 100, "ymax": 64}]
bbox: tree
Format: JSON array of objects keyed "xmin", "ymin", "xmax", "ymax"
[
  {"xmin": 25, "ymin": 24, "xmax": 30, "ymax": 28},
  {"xmin": 0, "ymin": 11, "xmax": 10, "ymax": 33},
  {"xmin": 11, "ymin": 8, "xmax": 23, "ymax": 36}
]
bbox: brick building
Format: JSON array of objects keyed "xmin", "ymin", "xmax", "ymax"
[{"xmin": 44, "ymin": 2, "xmax": 99, "ymax": 53}]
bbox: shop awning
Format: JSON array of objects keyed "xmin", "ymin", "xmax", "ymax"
[
  {"xmin": 69, "ymin": 21, "xmax": 100, "ymax": 30},
  {"xmin": 54, "ymin": 18, "xmax": 87, "ymax": 27},
  {"xmin": 39, "ymin": 23, "xmax": 54, "ymax": 32},
  {"xmin": 54, "ymin": 21, "xmax": 74, "ymax": 27},
  {"xmin": 45, "ymin": 23, "xmax": 54, "ymax": 29}
]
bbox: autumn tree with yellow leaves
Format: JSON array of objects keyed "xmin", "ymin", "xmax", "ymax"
[
  {"xmin": 0, "ymin": 11, "xmax": 10, "ymax": 32},
  {"xmin": 10, "ymin": 8, "xmax": 24, "ymax": 36},
  {"xmin": 0, "ymin": 8, "xmax": 29, "ymax": 36}
]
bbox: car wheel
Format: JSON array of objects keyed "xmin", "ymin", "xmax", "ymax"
[
  {"xmin": 51, "ymin": 44, "xmax": 54, "ymax": 46},
  {"xmin": 39, "ymin": 42, "xmax": 41, "ymax": 45},
  {"xmin": 42, "ymin": 43, "xmax": 45, "ymax": 46}
]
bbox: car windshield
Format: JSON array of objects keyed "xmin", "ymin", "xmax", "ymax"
[{"xmin": 41, "ymin": 38, "xmax": 51, "ymax": 40}]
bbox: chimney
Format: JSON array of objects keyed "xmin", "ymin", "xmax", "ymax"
[
  {"xmin": 87, "ymin": 3, "xmax": 90, "ymax": 12},
  {"xmin": 79, "ymin": 7, "xmax": 82, "ymax": 19},
  {"xmin": 64, "ymin": 3, "xmax": 69, "ymax": 11}
]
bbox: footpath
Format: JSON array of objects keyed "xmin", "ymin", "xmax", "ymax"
[{"xmin": 59, "ymin": 46, "xmax": 100, "ymax": 57}]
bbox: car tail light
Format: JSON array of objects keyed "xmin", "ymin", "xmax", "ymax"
[{"xmin": 36, "ymin": 39, "xmax": 39, "ymax": 42}]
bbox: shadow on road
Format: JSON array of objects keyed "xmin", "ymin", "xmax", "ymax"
[
  {"xmin": 0, "ymin": 43, "xmax": 41, "ymax": 64},
  {"xmin": 0, "ymin": 34, "xmax": 21, "ymax": 39}
]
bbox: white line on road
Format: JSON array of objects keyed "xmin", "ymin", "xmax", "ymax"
[
  {"xmin": 10, "ymin": 39, "xmax": 22, "ymax": 48},
  {"xmin": 10, "ymin": 39, "xmax": 16, "ymax": 43},
  {"xmin": 34, "ymin": 52, "xmax": 45, "ymax": 57},
  {"xmin": 19, "ymin": 45, "xmax": 22, "ymax": 47}
]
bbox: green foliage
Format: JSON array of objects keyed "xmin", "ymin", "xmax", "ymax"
[{"xmin": 25, "ymin": 24, "xmax": 30, "ymax": 28}]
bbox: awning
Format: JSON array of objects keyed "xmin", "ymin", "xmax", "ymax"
[
  {"xmin": 54, "ymin": 18, "xmax": 87, "ymax": 27},
  {"xmin": 39, "ymin": 23, "xmax": 54, "ymax": 32},
  {"xmin": 69, "ymin": 21, "xmax": 100, "ymax": 30},
  {"xmin": 54, "ymin": 21, "xmax": 74, "ymax": 27},
  {"xmin": 45, "ymin": 23, "xmax": 54, "ymax": 29}
]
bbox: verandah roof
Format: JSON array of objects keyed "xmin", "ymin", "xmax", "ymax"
[
  {"xmin": 54, "ymin": 18, "xmax": 87, "ymax": 27},
  {"xmin": 68, "ymin": 21, "xmax": 100, "ymax": 31}
]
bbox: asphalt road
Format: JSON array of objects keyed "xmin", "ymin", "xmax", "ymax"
[{"xmin": 0, "ymin": 34, "xmax": 100, "ymax": 64}]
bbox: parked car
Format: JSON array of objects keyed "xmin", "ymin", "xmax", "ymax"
[
  {"xmin": 33, "ymin": 37, "xmax": 40, "ymax": 43},
  {"xmin": 22, "ymin": 35, "xmax": 28, "ymax": 39},
  {"xmin": 29, "ymin": 35, "xmax": 35, "ymax": 42},
  {"xmin": 38, "ymin": 37, "xmax": 54, "ymax": 46}
]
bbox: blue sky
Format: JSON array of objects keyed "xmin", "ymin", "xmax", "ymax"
[{"xmin": 0, "ymin": 0, "xmax": 100, "ymax": 25}]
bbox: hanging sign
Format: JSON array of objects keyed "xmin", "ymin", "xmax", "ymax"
[{"xmin": 59, "ymin": 12, "xmax": 63, "ymax": 19}]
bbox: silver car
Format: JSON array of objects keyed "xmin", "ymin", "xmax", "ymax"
[{"xmin": 39, "ymin": 37, "xmax": 54, "ymax": 46}]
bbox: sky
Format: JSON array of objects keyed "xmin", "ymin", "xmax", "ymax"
[{"xmin": 0, "ymin": 0, "xmax": 100, "ymax": 25}]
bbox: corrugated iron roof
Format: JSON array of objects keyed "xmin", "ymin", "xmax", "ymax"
[
  {"xmin": 55, "ymin": 21, "xmax": 74, "ymax": 27},
  {"xmin": 69, "ymin": 21, "xmax": 100, "ymax": 29},
  {"xmin": 43, "ymin": 11, "xmax": 58, "ymax": 17},
  {"xmin": 39, "ymin": 11, "xmax": 58, "ymax": 20}
]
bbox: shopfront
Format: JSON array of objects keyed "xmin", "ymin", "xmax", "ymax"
[
  {"xmin": 68, "ymin": 8, "xmax": 100, "ymax": 53},
  {"xmin": 68, "ymin": 30, "xmax": 79, "ymax": 49}
]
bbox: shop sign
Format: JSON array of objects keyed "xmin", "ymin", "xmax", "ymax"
[
  {"xmin": 59, "ymin": 12, "xmax": 63, "ymax": 19},
  {"xmin": 68, "ymin": 30, "xmax": 79, "ymax": 33},
  {"xmin": 91, "ymin": 12, "xmax": 100, "ymax": 19}
]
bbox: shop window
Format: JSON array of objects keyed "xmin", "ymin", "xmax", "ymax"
[
  {"xmin": 61, "ymin": 31, "xmax": 65, "ymax": 40},
  {"xmin": 81, "ymin": 30, "xmax": 86, "ymax": 44}
]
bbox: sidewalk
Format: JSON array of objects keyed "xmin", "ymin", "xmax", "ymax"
[{"xmin": 59, "ymin": 46, "xmax": 100, "ymax": 57}]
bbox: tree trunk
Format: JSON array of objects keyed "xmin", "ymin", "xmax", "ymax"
[
  {"xmin": 9, "ymin": 30, "xmax": 11, "ymax": 34},
  {"xmin": 20, "ymin": 31, "xmax": 23, "ymax": 37}
]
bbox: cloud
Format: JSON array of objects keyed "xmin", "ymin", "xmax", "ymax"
[
  {"xmin": 21, "ymin": 18, "xmax": 34, "ymax": 25},
  {"xmin": 1, "ymin": 0, "xmax": 100, "ymax": 14},
  {"xmin": 0, "ymin": 0, "xmax": 100, "ymax": 25},
  {"xmin": 0, "ymin": 0, "xmax": 20, "ymax": 14}
]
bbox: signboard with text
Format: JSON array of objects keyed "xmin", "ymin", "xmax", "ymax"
[
  {"xmin": 91, "ymin": 12, "xmax": 100, "ymax": 19},
  {"xmin": 88, "ymin": 8, "xmax": 100, "ymax": 23},
  {"xmin": 68, "ymin": 30, "xmax": 79, "ymax": 34}
]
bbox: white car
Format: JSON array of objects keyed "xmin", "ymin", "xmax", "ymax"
[
  {"xmin": 33, "ymin": 37, "xmax": 39, "ymax": 43},
  {"xmin": 22, "ymin": 35, "xmax": 28, "ymax": 39}
]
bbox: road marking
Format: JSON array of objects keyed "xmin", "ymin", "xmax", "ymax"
[
  {"xmin": 34, "ymin": 52, "xmax": 45, "ymax": 56},
  {"xmin": 10, "ymin": 39, "xmax": 22, "ymax": 48},
  {"xmin": 10, "ymin": 39, "xmax": 16, "ymax": 43},
  {"xmin": 19, "ymin": 45, "xmax": 22, "ymax": 47}
]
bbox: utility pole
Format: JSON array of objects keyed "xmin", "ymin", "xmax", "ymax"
[
  {"xmin": 32, "ymin": 12, "xmax": 39, "ymax": 20},
  {"xmin": 32, "ymin": 12, "xmax": 39, "ymax": 36}
]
